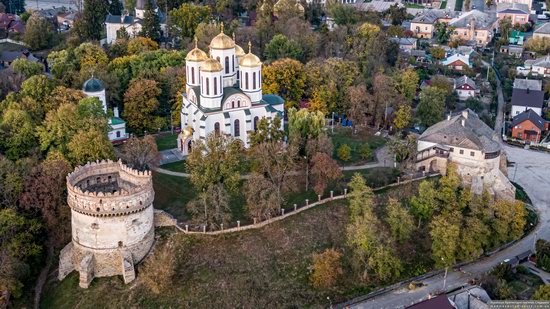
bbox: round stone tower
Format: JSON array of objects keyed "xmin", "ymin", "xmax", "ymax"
[{"xmin": 58, "ymin": 160, "xmax": 155, "ymax": 288}]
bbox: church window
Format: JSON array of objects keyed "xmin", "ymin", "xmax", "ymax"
[
  {"xmin": 191, "ymin": 67, "xmax": 195, "ymax": 84},
  {"xmin": 232, "ymin": 55, "xmax": 235, "ymax": 69},
  {"xmin": 234, "ymin": 119, "xmax": 240, "ymax": 137},
  {"xmin": 245, "ymin": 72, "xmax": 249, "ymax": 89},
  {"xmin": 237, "ymin": 100, "xmax": 241, "ymax": 107},
  {"xmin": 254, "ymin": 116, "xmax": 259, "ymax": 131},
  {"xmin": 225, "ymin": 57, "xmax": 230, "ymax": 74},
  {"xmin": 206, "ymin": 78, "xmax": 210, "ymax": 95},
  {"xmin": 253, "ymin": 72, "xmax": 257, "ymax": 89},
  {"xmin": 116, "ymin": 131, "xmax": 120, "ymax": 138},
  {"xmin": 232, "ymin": 101, "xmax": 235, "ymax": 108},
  {"xmin": 214, "ymin": 77, "xmax": 218, "ymax": 95},
  {"xmin": 214, "ymin": 122, "xmax": 220, "ymax": 135}
]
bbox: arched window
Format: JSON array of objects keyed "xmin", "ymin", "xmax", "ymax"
[
  {"xmin": 116, "ymin": 131, "xmax": 121, "ymax": 138},
  {"xmin": 253, "ymin": 72, "xmax": 257, "ymax": 89},
  {"xmin": 206, "ymin": 78, "xmax": 210, "ymax": 95},
  {"xmin": 225, "ymin": 57, "xmax": 230, "ymax": 74},
  {"xmin": 214, "ymin": 77, "xmax": 218, "ymax": 95},
  {"xmin": 254, "ymin": 116, "xmax": 259, "ymax": 131},
  {"xmin": 191, "ymin": 67, "xmax": 195, "ymax": 84},
  {"xmin": 238, "ymin": 100, "xmax": 241, "ymax": 107},
  {"xmin": 232, "ymin": 101, "xmax": 235, "ymax": 108},
  {"xmin": 234, "ymin": 119, "xmax": 240, "ymax": 137},
  {"xmin": 245, "ymin": 72, "xmax": 249, "ymax": 89},
  {"xmin": 232, "ymin": 55, "xmax": 235, "ymax": 69},
  {"xmin": 214, "ymin": 122, "xmax": 220, "ymax": 135}
]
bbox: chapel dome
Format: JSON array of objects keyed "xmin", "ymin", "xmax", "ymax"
[
  {"xmin": 201, "ymin": 58, "xmax": 223, "ymax": 72},
  {"xmin": 239, "ymin": 42, "xmax": 262, "ymax": 68},
  {"xmin": 83, "ymin": 77, "xmax": 104, "ymax": 93},
  {"xmin": 186, "ymin": 40, "xmax": 208, "ymax": 62},
  {"xmin": 235, "ymin": 44, "xmax": 245, "ymax": 57},
  {"xmin": 274, "ymin": 0, "xmax": 305, "ymax": 15},
  {"xmin": 210, "ymin": 24, "xmax": 235, "ymax": 50}
]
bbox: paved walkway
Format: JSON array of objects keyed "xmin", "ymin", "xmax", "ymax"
[
  {"xmin": 153, "ymin": 145, "xmax": 395, "ymax": 178},
  {"xmin": 347, "ymin": 146, "xmax": 550, "ymax": 308}
]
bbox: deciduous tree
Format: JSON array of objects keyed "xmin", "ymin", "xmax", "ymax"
[
  {"xmin": 430, "ymin": 213, "xmax": 460, "ymax": 268},
  {"xmin": 11, "ymin": 58, "xmax": 44, "ymax": 78},
  {"xmin": 393, "ymin": 104, "xmax": 413, "ymax": 131},
  {"xmin": 123, "ymin": 79, "xmax": 162, "ymax": 133},
  {"xmin": 311, "ymin": 152, "xmax": 342, "ymax": 195},
  {"xmin": 118, "ymin": 135, "xmax": 160, "ymax": 171},
  {"xmin": 490, "ymin": 200, "xmax": 527, "ymax": 246},
  {"xmin": 386, "ymin": 198, "xmax": 414, "ymax": 243},
  {"xmin": 168, "ymin": 3, "xmax": 212, "ymax": 42},
  {"xmin": 0, "ymin": 108, "xmax": 35, "ymax": 160},
  {"xmin": 187, "ymin": 183, "xmax": 231, "ymax": 230},
  {"xmin": 410, "ymin": 180, "xmax": 438, "ymax": 227},
  {"xmin": 368, "ymin": 244, "xmax": 402, "ymax": 282},
  {"xmin": 264, "ymin": 34, "xmax": 303, "ymax": 61},
  {"xmin": 417, "ymin": 86, "xmax": 446, "ymax": 126},
  {"xmin": 23, "ymin": 13, "xmax": 55, "ymax": 50},
  {"xmin": 249, "ymin": 115, "xmax": 285, "ymax": 146},
  {"xmin": 67, "ymin": 128, "xmax": 115, "ymax": 165},
  {"xmin": 310, "ymin": 248, "xmax": 343, "ymax": 289},
  {"xmin": 262, "ymin": 58, "xmax": 306, "ymax": 108},
  {"xmin": 127, "ymin": 36, "xmax": 158, "ymax": 54}
]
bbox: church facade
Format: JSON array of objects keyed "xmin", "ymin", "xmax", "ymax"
[{"xmin": 178, "ymin": 27, "xmax": 284, "ymax": 155}]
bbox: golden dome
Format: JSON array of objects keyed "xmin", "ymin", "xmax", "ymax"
[
  {"xmin": 186, "ymin": 38, "xmax": 208, "ymax": 62},
  {"xmin": 210, "ymin": 23, "xmax": 235, "ymax": 50},
  {"xmin": 233, "ymin": 33, "xmax": 245, "ymax": 57},
  {"xmin": 239, "ymin": 42, "xmax": 262, "ymax": 68},
  {"xmin": 273, "ymin": 0, "xmax": 304, "ymax": 16},
  {"xmin": 201, "ymin": 57, "xmax": 223, "ymax": 72}
]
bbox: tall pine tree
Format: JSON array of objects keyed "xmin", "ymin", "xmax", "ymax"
[
  {"xmin": 109, "ymin": 0, "xmax": 123, "ymax": 15},
  {"xmin": 140, "ymin": 0, "xmax": 161, "ymax": 42},
  {"xmin": 78, "ymin": 0, "xmax": 109, "ymax": 41}
]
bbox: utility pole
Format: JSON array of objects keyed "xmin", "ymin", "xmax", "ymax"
[{"xmin": 442, "ymin": 257, "xmax": 448, "ymax": 292}]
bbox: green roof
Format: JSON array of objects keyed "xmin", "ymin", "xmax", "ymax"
[{"xmin": 111, "ymin": 117, "xmax": 125, "ymax": 125}]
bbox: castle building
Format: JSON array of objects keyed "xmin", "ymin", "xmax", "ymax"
[
  {"xmin": 415, "ymin": 109, "xmax": 515, "ymax": 200},
  {"xmin": 178, "ymin": 28, "xmax": 284, "ymax": 154},
  {"xmin": 82, "ymin": 77, "xmax": 128, "ymax": 143},
  {"xmin": 58, "ymin": 160, "xmax": 155, "ymax": 288}
]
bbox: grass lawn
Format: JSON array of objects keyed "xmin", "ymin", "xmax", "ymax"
[
  {"xmin": 405, "ymin": 3, "xmax": 425, "ymax": 8},
  {"xmin": 512, "ymin": 182, "xmax": 532, "ymax": 205},
  {"xmin": 508, "ymin": 271, "xmax": 544, "ymax": 299},
  {"xmin": 41, "ymin": 180, "xmax": 432, "ymax": 308},
  {"xmin": 155, "ymin": 133, "xmax": 178, "ymax": 151},
  {"xmin": 330, "ymin": 127, "xmax": 386, "ymax": 166},
  {"xmin": 160, "ymin": 160, "xmax": 187, "ymax": 173}
]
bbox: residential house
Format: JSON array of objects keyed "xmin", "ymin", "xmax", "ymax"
[
  {"xmin": 511, "ymin": 109, "xmax": 547, "ymax": 142},
  {"xmin": 511, "ymin": 87, "xmax": 545, "ymax": 116},
  {"xmin": 410, "ymin": 10, "xmax": 457, "ymax": 39},
  {"xmin": 57, "ymin": 11, "xmax": 77, "ymax": 30},
  {"xmin": 497, "ymin": 3, "xmax": 530, "ymax": 26},
  {"xmin": 522, "ymin": 55, "xmax": 550, "ymax": 77},
  {"xmin": 449, "ymin": 10, "xmax": 498, "ymax": 47},
  {"xmin": 105, "ymin": 0, "xmax": 166, "ymax": 45},
  {"xmin": 0, "ymin": 13, "xmax": 24, "ymax": 34},
  {"xmin": 513, "ymin": 78, "xmax": 542, "ymax": 91},
  {"xmin": 442, "ymin": 53, "xmax": 472, "ymax": 70},
  {"xmin": 496, "ymin": 0, "xmax": 533, "ymax": 10},
  {"xmin": 500, "ymin": 45, "xmax": 524, "ymax": 58},
  {"xmin": 352, "ymin": 1, "xmax": 405, "ymax": 13},
  {"xmin": 448, "ymin": 286, "xmax": 491, "ymax": 309},
  {"xmin": 454, "ymin": 75, "xmax": 478, "ymax": 100},
  {"xmin": 416, "ymin": 109, "xmax": 515, "ymax": 200},
  {"xmin": 508, "ymin": 30, "xmax": 525, "ymax": 45},
  {"xmin": 0, "ymin": 50, "xmax": 38, "ymax": 68},
  {"xmin": 390, "ymin": 37, "xmax": 418, "ymax": 52},
  {"xmin": 533, "ymin": 23, "xmax": 550, "ymax": 39}
]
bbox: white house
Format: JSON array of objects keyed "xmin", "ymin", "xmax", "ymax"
[
  {"xmin": 416, "ymin": 109, "xmax": 515, "ymax": 200},
  {"xmin": 83, "ymin": 77, "xmax": 129, "ymax": 142},
  {"xmin": 454, "ymin": 75, "xmax": 478, "ymax": 100},
  {"xmin": 511, "ymin": 87, "xmax": 545, "ymax": 116},
  {"xmin": 441, "ymin": 53, "xmax": 471, "ymax": 70},
  {"xmin": 178, "ymin": 30, "xmax": 284, "ymax": 155},
  {"xmin": 522, "ymin": 55, "xmax": 550, "ymax": 77},
  {"xmin": 104, "ymin": 0, "xmax": 166, "ymax": 45}
]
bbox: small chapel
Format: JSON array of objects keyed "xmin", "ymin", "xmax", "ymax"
[
  {"xmin": 178, "ymin": 26, "xmax": 285, "ymax": 155},
  {"xmin": 82, "ymin": 77, "xmax": 128, "ymax": 143}
]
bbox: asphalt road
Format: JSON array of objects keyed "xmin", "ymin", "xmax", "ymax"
[
  {"xmin": 25, "ymin": 0, "xmax": 76, "ymax": 11},
  {"xmin": 349, "ymin": 146, "xmax": 550, "ymax": 309}
]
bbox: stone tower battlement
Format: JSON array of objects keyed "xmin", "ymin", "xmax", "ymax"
[{"xmin": 66, "ymin": 159, "xmax": 154, "ymax": 217}]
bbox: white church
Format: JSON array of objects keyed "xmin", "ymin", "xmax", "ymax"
[
  {"xmin": 178, "ymin": 26, "xmax": 285, "ymax": 155},
  {"xmin": 83, "ymin": 77, "xmax": 128, "ymax": 143}
]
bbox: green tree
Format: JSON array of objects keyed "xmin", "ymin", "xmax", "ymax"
[
  {"xmin": 264, "ymin": 34, "xmax": 303, "ymax": 61},
  {"xmin": 186, "ymin": 132, "xmax": 242, "ymax": 194},
  {"xmin": 187, "ymin": 183, "xmax": 231, "ymax": 230},
  {"xmin": 127, "ymin": 36, "xmax": 158, "ymax": 54},
  {"xmin": 348, "ymin": 173, "xmax": 374, "ymax": 221},
  {"xmin": 123, "ymin": 79, "xmax": 162, "ymax": 133},
  {"xmin": 499, "ymin": 17, "xmax": 513, "ymax": 44},
  {"xmin": 262, "ymin": 58, "xmax": 306, "ymax": 108},
  {"xmin": 287, "ymin": 107, "xmax": 324, "ymax": 143},
  {"xmin": 78, "ymin": 0, "xmax": 109, "ymax": 41},
  {"xmin": 393, "ymin": 104, "xmax": 413, "ymax": 130},
  {"xmin": 430, "ymin": 213, "xmax": 461, "ymax": 268},
  {"xmin": 394, "ymin": 69, "xmax": 419, "ymax": 102},
  {"xmin": 495, "ymin": 279, "xmax": 516, "ymax": 299},
  {"xmin": 368, "ymin": 245, "xmax": 402, "ymax": 282},
  {"xmin": 429, "ymin": 46, "xmax": 446, "ymax": 60},
  {"xmin": 0, "ymin": 108, "xmax": 36, "ymax": 160},
  {"xmin": 410, "ymin": 180, "xmax": 438, "ymax": 227},
  {"xmin": 109, "ymin": 0, "xmax": 123, "ymax": 15},
  {"xmin": 249, "ymin": 115, "xmax": 285, "ymax": 146},
  {"xmin": 359, "ymin": 143, "xmax": 372, "ymax": 160},
  {"xmin": 490, "ymin": 200, "xmax": 527, "ymax": 246},
  {"xmin": 417, "ymin": 86, "xmax": 446, "ymax": 126},
  {"xmin": 533, "ymin": 285, "xmax": 550, "ymax": 300},
  {"xmin": 74, "ymin": 42, "xmax": 109, "ymax": 71},
  {"xmin": 141, "ymin": 0, "xmax": 161, "ymax": 42},
  {"xmin": 337, "ymin": 144, "xmax": 351, "ymax": 162},
  {"xmin": 457, "ymin": 216, "xmax": 490, "ymax": 261},
  {"xmin": 385, "ymin": 4, "xmax": 407, "ymax": 25},
  {"xmin": 434, "ymin": 22, "xmax": 454, "ymax": 44},
  {"xmin": 11, "ymin": 58, "xmax": 44, "ymax": 77},
  {"xmin": 23, "ymin": 13, "xmax": 55, "ymax": 50},
  {"xmin": 168, "ymin": 3, "xmax": 212, "ymax": 42},
  {"xmin": 386, "ymin": 197, "xmax": 414, "ymax": 243},
  {"xmin": 327, "ymin": 2, "xmax": 358, "ymax": 25}
]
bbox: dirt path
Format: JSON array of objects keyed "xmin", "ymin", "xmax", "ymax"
[{"xmin": 34, "ymin": 245, "xmax": 53, "ymax": 309}]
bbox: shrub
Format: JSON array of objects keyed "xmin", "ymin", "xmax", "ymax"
[
  {"xmin": 359, "ymin": 143, "xmax": 372, "ymax": 161},
  {"xmin": 491, "ymin": 263, "xmax": 513, "ymax": 282},
  {"xmin": 310, "ymin": 248, "xmax": 343, "ymax": 289},
  {"xmin": 139, "ymin": 239, "xmax": 180, "ymax": 294},
  {"xmin": 337, "ymin": 144, "xmax": 352, "ymax": 162}
]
